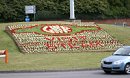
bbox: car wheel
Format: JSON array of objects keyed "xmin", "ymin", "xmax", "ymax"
[
  {"xmin": 124, "ymin": 64, "xmax": 130, "ymax": 74},
  {"xmin": 104, "ymin": 70, "xmax": 111, "ymax": 74}
]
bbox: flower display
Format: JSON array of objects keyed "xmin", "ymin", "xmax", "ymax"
[{"xmin": 6, "ymin": 23, "xmax": 122, "ymax": 53}]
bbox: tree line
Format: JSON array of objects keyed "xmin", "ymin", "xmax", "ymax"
[{"xmin": 0, "ymin": 0, "xmax": 130, "ymax": 22}]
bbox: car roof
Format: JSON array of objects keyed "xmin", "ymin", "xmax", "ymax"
[{"xmin": 122, "ymin": 46, "xmax": 130, "ymax": 49}]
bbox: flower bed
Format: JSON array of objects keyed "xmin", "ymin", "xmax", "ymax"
[{"xmin": 6, "ymin": 23, "xmax": 122, "ymax": 53}]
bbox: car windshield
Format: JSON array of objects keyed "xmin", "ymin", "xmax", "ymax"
[{"xmin": 113, "ymin": 47, "xmax": 130, "ymax": 56}]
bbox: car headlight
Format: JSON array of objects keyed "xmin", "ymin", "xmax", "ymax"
[{"xmin": 113, "ymin": 60, "xmax": 123, "ymax": 65}]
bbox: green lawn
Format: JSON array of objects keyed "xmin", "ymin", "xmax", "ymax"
[
  {"xmin": 0, "ymin": 22, "xmax": 129, "ymax": 71},
  {"xmin": 99, "ymin": 24, "xmax": 130, "ymax": 45},
  {"xmin": 0, "ymin": 52, "xmax": 111, "ymax": 71}
]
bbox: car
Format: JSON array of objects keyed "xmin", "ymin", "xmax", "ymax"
[{"xmin": 101, "ymin": 46, "xmax": 130, "ymax": 74}]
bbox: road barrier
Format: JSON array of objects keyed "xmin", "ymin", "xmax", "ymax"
[{"xmin": 0, "ymin": 50, "xmax": 8, "ymax": 63}]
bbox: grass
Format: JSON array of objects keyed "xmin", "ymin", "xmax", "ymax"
[
  {"xmin": 0, "ymin": 52, "xmax": 111, "ymax": 71},
  {"xmin": 99, "ymin": 24, "xmax": 130, "ymax": 45},
  {"xmin": 0, "ymin": 21, "xmax": 130, "ymax": 71},
  {"xmin": 71, "ymin": 26, "xmax": 98, "ymax": 34}
]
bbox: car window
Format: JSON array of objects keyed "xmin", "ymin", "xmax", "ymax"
[{"xmin": 113, "ymin": 48, "xmax": 130, "ymax": 56}]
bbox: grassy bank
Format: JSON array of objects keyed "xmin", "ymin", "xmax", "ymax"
[
  {"xmin": 99, "ymin": 24, "xmax": 130, "ymax": 45},
  {"xmin": 0, "ymin": 22, "xmax": 129, "ymax": 71},
  {"xmin": 0, "ymin": 52, "xmax": 111, "ymax": 71}
]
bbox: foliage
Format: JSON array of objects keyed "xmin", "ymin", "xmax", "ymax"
[{"xmin": 0, "ymin": 0, "xmax": 130, "ymax": 22}]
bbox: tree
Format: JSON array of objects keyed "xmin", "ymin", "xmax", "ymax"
[{"xmin": 0, "ymin": 0, "xmax": 130, "ymax": 22}]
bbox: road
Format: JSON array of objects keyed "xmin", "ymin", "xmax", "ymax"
[{"xmin": 0, "ymin": 70, "xmax": 130, "ymax": 78}]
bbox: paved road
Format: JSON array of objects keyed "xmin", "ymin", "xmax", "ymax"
[{"xmin": 0, "ymin": 70, "xmax": 130, "ymax": 78}]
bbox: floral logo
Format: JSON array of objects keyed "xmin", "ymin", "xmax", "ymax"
[
  {"xmin": 6, "ymin": 23, "xmax": 122, "ymax": 53},
  {"xmin": 41, "ymin": 25, "xmax": 72, "ymax": 34}
]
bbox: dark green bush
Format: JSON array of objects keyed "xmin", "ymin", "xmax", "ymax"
[{"xmin": 0, "ymin": 0, "xmax": 130, "ymax": 22}]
